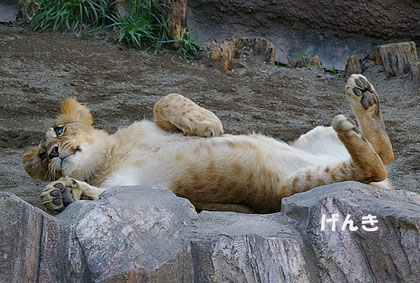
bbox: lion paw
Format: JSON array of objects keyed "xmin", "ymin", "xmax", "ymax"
[
  {"xmin": 181, "ymin": 117, "xmax": 223, "ymax": 137},
  {"xmin": 332, "ymin": 115, "xmax": 361, "ymax": 136},
  {"xmin": 154, "ymin": 93, "xmax": 224, "ymax": 138},
  {"xmin": 40, "ymin": 177, "xmax": 86, "ymax": 213},
  {"xmin": 345, "ymin": 74, "xmax": 379, "ymax": 111}
]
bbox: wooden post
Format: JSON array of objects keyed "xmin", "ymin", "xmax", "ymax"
[
  {"xmin": 163, "ymin": 0, "xmax": 188, "ymax": 43},
  {"xmin": 410, "ymin": 60, "xmax": 420, "ymax": 84},
  {"xmin": 374, "ymin": 41, "xmax": 418, "ymax": 78},
  {"xmin": 344, "ymin": 55, "xmax": 362, "ymax": 79}
]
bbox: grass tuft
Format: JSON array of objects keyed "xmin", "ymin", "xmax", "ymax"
[
  {"xmin": 176, "ymin": 35, "xmax": 201, "ymax": 60},
  {"xmin": 30, "ymin": 0, "xmax": 201, "ymax": 59},
  {"xmin": 30, "ymin": 0, "xmax": 109, "ymax": 35},
  {"xmin": 106, "ymin": 0, "xmax": 170, "ymax": 53}
]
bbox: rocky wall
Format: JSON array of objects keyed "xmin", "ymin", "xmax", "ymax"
[
  {"xmin": 187, "ymin": 0, "xmax": 420, "ymax": 69},
  {"xmin": 1, "ymin": 182, "xmax": 420, "ymax": 282}
]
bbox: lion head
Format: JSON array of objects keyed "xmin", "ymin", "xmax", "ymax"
[{"xmin": 22, "ymin": 98, "xmax": 108, "ymax": 182}]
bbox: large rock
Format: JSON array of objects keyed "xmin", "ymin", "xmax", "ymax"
[
  {"xmin": 58, "ymin": 186, "xmax": 311, "ymax": 282},
  {"xmin": 282, "ymin": 181, "xmax": 420, "ymax": 283},
  {"xmin": 190, "ymin": 212, "xmax": 313, "ymax": 282},
  {"xmin": 58, "ymin": 186, "xmax": 197, "ymax": 282},
  {"xmin": 0, "ymin": 0, "xmax": 18, "ymax": 23},
  {"xmin": 2, "ymin": 182, "xmax": 420, "ymax": 282},
  {"xmin": 0, "ymin": 192, "xmax": 62, "ymax": 283}
]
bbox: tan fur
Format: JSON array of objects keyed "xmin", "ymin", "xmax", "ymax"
[
  {"xmin": 154, "ymin": 93, "xmax": 223, "ymax": 137},
  {"xmin": 23, "ymin": 75, "xmax": 394, "ymax": 214}
]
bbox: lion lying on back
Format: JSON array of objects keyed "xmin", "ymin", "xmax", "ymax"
[{"xmin": 23, "ymin": 74, "xmax": 394, "ymax": 214}]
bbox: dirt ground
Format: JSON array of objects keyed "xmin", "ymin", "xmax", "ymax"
[{"xmin": 0, "ymin": 25, "xmax": 418, "ymax": 210}]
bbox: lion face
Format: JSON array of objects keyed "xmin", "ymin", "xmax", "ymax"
[{"xmin": 23, "ymin": 98, "xmax": 107, "ymax": 181}]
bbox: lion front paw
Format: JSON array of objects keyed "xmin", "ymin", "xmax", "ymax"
[
  {"xmin": 40, "ymin": 177, "xmax": 81, "ymax": 213},
  {"xmin": 182, "ymin": 116, "xmax": 224, "ymax": 137}
]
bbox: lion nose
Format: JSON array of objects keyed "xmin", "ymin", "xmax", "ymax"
[{"xmin": 49, "ymin": 146, "xmax": 59, "ymax": 159}]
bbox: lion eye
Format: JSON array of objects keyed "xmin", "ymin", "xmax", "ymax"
[{"xmin": 54, "ymin": 126, "xmax": 64, "ymax": 136}]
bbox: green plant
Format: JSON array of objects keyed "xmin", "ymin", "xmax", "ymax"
[
  {"xmin": 30, "ymin": 0, "xmax": 109, "ymax": 35},
  {"xmin": 176, "ymin": 36, "xmax": 200, "ymax": 60},
  {"xmin": 30, "ymin": 0, "xmax": 201, "ymax": 59},
  {"xmin": 296, "ymin": 49, "xmax": 312, "ymax": 67},
  {"xmin": 275, "ymin": 61, "xmax": 289, "ymax": 68},
  {"xmin": 106, "ymin": 0, "xmax": 170, "ymax": 53},
  {"xmin": 324, "ymin": 66, "xmax": 344, "ymax": 76}
]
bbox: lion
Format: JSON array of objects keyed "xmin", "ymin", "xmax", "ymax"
[{"xmin": 22, "ymin": 74, "xmax": 394, "ymax": 214}]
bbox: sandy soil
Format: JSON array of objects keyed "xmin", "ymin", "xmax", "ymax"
[{"xmin": 0, "ymin": 25, "xmax": 418, "ymax": 210}]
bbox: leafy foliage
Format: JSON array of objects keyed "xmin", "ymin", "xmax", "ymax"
[
  {"xmin": 106, "ymin": 0, "xmax": 170, "ymax": 52},
  {"xmin": 30, "ymin": 0, "xmax": 109, "ymax": 34},
  {"xmin": 176, "ymin": 36, "xmax": 201, "ymax": 60},
  {"xmin": 296, "ymin": 49, "xmax": 312, "ymax": 67},
  {"xmin": 324, "ymin": 66, "xmax": 344, "ymax": 76},
  {"xmin": 30, "ymin": 0, "xmax": 201, "ymax": 59}
]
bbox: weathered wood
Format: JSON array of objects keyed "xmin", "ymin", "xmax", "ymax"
[
  {"xmin": 410, "ymin": 60, "xmax": 420, "ymax": 84},
  {"xmin": 374, "ymin": 41, "xmax": 418, "ymax": 78},
  {"xmin": 372, "ymin": 46, "xmax": 383, "ymax": 66},
  {"xmin": 0, "ymin": 193, "xmax": 63, "ymax": 283},
  {"xmin": 344, "ymin": 55, "xmax": 362, "ymax": 79},
  {"xmin": 288, "ymin": 55, "xmax": 324, "ymax": 72},
  {"xmin": 204, "ymin": 37, "xmax": 275, "ymax": 72},
  {"xmin": 164, "ymin": 0, "xmax": 188, "ymax": 42}
]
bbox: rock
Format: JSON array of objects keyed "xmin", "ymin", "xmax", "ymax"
[
  {"xmin": 282, "ymin": 181, "xmax": 420, "ymax": 283},
  {"xmin": 191, "ymin": 212, "xmax": 314, "ymax": 282},
  {"xmin": 58, "ymin": 186, "xmax": 197, "ymax": 282},
  {"xmin": 204, "ymin": 37, "xmax": 275, "ymax": 71},
  {"xmin": 288, "ymin": 55, "xmax": 324, "ymax": 72},
  {"xmin": 372, "ymin": 41, "xmax": 419, "ymax": 78},
  {"xmin": 2, "ymin": 183, "xmax": 420, "ymax": 282},
  {"xmin": 0, "ymin": 1, "xmax": 18, "ymax": 23},
  {"xmin": 58, "ymin": 186, "xmax": 313, "ymax": 282},
  {"xmin": 345, "ymin": 55, "xmax": 363, "ymax": 79},
  {"xmin": 0, "ymin": 192, "xmax": 62, "ymax": 283}
]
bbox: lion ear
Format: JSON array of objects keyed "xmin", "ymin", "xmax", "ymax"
[
  {"xmin": 56, "ymin": 98, "xmax": 93, "ymax": 125},
  {"xmin": 22, "ymin": 145, "xmax": 49, "ymax": 181}
]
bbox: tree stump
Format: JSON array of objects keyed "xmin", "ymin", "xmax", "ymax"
[
  {"xmin": 410, "ymin": 61, "xmax": 420, "ymax": 84},
  {"xmin": 163, "ymin": 0, "xmax": 187, "ymax": 43},
  {"xmin": 204, "ymin": 37, "xmax": 275, "ymax": 72},
  {"xmin": 373, "ymin": 41, "xmax": 418, "ymax": 78},
  {"xmin": 344, "ymin": 55, "xmax": 362, "ymax": 79}
]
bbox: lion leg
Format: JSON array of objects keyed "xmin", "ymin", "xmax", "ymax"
[
  {"xmin": 153, "ymin": 93, "xmax": 224, "ymax": 137},
  {"xmin": 281, "ymin": 115, "xmax": 388, "ymax": 198},
  {"xmin": 40, "ymin": 176, "xmax": 105, "ymax": 214},
  {"xmin": 345, "ymin": 74, "xmax": 394, "ymax": 164}
]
